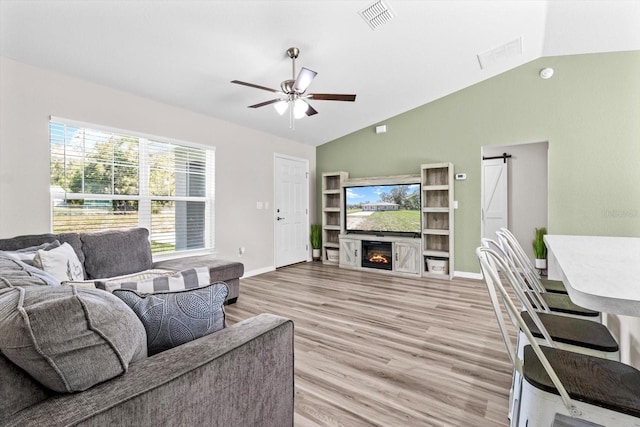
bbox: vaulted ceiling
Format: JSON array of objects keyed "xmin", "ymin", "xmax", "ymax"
[{"xmin": 1, "ymin": 1, "xmax": 639, "ymax": 146}]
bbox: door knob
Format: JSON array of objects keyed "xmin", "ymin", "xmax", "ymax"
[{"xmin": 276, "ymin": 216, "xmax": 285, "ymax": 221}]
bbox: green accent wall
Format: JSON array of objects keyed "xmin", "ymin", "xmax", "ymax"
[{"xmin": 316, "ymin": 51, "xmax": 640, "ymax": 273}]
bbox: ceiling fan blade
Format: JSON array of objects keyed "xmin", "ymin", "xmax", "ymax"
[
  {"xmin": 248, "ymin": 99, "xmax": 283, "ymax": 108},
  {"xmin": 305, "ymin": 103, "xmax": 318, "ymax": 117},
  {"xmin": 308, "ymin": 93, "xmax": 356, "ymax": 102},
  {"xmin": 231, "ymin": 80, "xmax": 280, "ymax": 93},
  {"xmin": 293, "ymin": 67, "xmax": 317, "ymax": 92}
]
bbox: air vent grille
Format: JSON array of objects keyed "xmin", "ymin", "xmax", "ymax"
[
  {"xmin": 359, "ymin": 0, "xmax": 395, "ymax": 30},
  {"xmin": 477, "ymin": 37, "xmax": 523, "ymax": 70}
]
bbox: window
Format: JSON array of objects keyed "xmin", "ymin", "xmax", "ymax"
[{"xmin": 50, "ymin": 117, "xmax": 215, "ymax": 255}]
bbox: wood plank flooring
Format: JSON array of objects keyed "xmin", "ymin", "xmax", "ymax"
[{"xmin": 224, "ymin": 262, "xmax": 512, "ymax": 427}]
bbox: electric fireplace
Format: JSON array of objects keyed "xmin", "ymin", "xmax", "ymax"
[{"xmin": 362, "ymin": 240, "xmax": 393, "ymax": 270}]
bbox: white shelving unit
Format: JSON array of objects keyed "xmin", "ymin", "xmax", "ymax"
[
  {"xmin": 321, "ymin": 171, "xmax": 348, "ymax": 264},
  {"xmin": 421, "ymin": 163, "xmax": 454, "ymax": 280}
]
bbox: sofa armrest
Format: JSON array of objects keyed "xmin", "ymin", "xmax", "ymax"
[{"xmin": 6, "ymin": 314, "xmax": 294, "ymax": 427}]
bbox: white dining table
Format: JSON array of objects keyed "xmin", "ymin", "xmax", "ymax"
[{"xmin": 544, "ymin": 235, "xmax": 640, "ymax": 316}]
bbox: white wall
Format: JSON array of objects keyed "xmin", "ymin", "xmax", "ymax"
[{"xmin": 0, "ymin": 58, "xmax": 316, "ymax": 275}]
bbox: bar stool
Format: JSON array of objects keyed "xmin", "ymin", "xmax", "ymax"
[
  {"xmin": 497, "ymin": 228, "xmax": 567, "ymax": 294},
  {"xmin": 494, "ymin": 233, "xmax": 600, "ymax": 322},
  {"xmin": 477, "ymin": 245, "xmax": 619, "ymax": 421},
  {"xmin": 477, "ymin": 247, "xmax": 640, "ymax": 427}
]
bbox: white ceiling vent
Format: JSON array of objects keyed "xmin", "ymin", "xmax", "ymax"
[
  {"xmin": 477, "ymin": 37, "xmax": 523, "ymax": 70},
  {"xmin": 359, "ymin": 0, "xmax": 395, "ymax": 30}
]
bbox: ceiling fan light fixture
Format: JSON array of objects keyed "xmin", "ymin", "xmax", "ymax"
[
  {"xmin": 293, "ymin": 99, "xmax": 309, "ymax": 119},
  {"xmin": 274, "ymin": 101, "xmax": 288, "ymax": 115},
  {"xmin": 293, "ymin": 67, "xmax": 318, "ymax": 92},
  {"xmin": 231, "ymin": 46, "xmax": 356, "ymax": 126}
]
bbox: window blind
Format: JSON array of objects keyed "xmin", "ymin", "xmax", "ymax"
[{"xmin": 50, "ymin": 117, "xmax": 215, "ymax": 255}]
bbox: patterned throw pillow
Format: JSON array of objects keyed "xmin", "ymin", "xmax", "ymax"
[
  {"xmin": 98, "ymin": 267, "xmax": 210, "ymax": 293},
  {"xmin": 113, "ymin": 282, "xmax": 228, "ymax": 356},
  {"xmin": 33, "ymin": 242, "xmax": 84, "ymax": 282}
]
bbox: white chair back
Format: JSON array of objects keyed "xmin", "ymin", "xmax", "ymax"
[
  {"xmin": 476, "ymin": 246, "xmax": 579, "ymax": 416},
  {"xmin": 495, "ymin": 230, "xmax": 551, "ymax": 312}
]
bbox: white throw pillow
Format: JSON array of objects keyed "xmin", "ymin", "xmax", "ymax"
[{"xmin": 34, "ymin": 242, "xmax": 84, "ymax": 282}]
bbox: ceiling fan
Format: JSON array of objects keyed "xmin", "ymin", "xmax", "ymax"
[{"xmin": 231, "ymin": 47, "xmax": 356, "ymax": 128}]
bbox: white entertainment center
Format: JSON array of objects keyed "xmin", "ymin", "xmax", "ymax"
[
  {"xmin": 338, "ymin": 234, "xmax": 422, "ymax": 276},
  {"xmin": 321, "ymin": 163, "xmax": 454, "ymax": 280}
]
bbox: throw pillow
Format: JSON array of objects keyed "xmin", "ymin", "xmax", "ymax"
[
  {"xmin": 0, "ymin": 253, "xmax": 61, "ymax": 288},
  {"xmin": 33, "ymin": 242, "xmax": 84, "ymax": 282},
  {"xmin": 0, "ymin": 285, "xmax": 147, "ymax": 392},
  {"xmin": 3, "ymin": 240, "xmax": 61, "ymax": 265},
  {"xmin": 113, "ymin": 282, "xmax": 228, "ymax": 356},
  {"xmin": 94, "ymin": 269, "xmax": 175, "ymax": 292},
  {"xmin": 101, "ymin": 267, "xmax": 210, "ymax": 293}
]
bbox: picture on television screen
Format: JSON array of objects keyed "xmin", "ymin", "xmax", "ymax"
[{"xmin": 345, "ymin": 183, "xmax": 421, "ymax": 236}]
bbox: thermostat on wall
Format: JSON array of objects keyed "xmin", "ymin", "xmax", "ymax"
[{"xmin": 455, "ymin": 173, "xmax": 467, "ymax": 180}]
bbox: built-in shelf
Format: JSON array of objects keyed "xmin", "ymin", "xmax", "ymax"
[
  {"xmin": 322, "ymin": 171, "xmax": 349, "ymax": 264},
  {"xmin": 322, "ymin": 165, "xmax": 454, "ymax": 279},
  {"xmin": 421, "ymin": 163, "xmax": 454, "ymax": 280}
]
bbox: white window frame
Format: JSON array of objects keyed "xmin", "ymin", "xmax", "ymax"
[{"xmin": 49, "ymin": 116, "xmax": 215, "ymax": 256}]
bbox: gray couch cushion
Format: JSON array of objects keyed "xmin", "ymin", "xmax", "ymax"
[
  {"xmin": 82, "ymin": 228, "xmax": 152, "ymax": 279},
  {"xmin": 0, "ymin": 286, "xmax": 147, "ymax": 392},
  {"xmin": 153, "ymin": 255, "xmax": 244, "ymax": 282},
  {"xmin": 113, "ymin": 282, "xmax": 228, "ymax": 356}
]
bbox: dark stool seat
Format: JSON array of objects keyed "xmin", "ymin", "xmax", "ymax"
[
  {"xmin": 553, "ymin": 413, "xmax": 604, "ymax": 427},
  {"xmin": 540, "ymin": 293, "xmax": 600, "ymax": 317},
  {"xmin": 522, "ymin": 311, "xmax": 618, "ymax": 352},
  {"xmin": 523, "ymin": 345, "xmax": 640, "ymax": 418},
  {"xmin": 541, "ymin": 278, "xmax": 567, "ymax": 294}
]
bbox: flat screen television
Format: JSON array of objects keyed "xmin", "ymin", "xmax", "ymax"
[{"xmin": 344, "ymin": 183, "xmax": 421, "ymax": 237}]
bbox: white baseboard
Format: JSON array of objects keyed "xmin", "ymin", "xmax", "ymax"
[
  {"xmin": 242, "ymin": 266, "xmax": 483, "ymax": 280},
  {"xmin": 242, "ymin": 266, "xmax": 275, "ymax": 278},
  {"xmin": 453, "ymin": 270, "xmax": 483, "ymax": 280}
]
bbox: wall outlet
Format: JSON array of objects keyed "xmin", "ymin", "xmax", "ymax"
[{"xmin": 238, "ymin": 247, "xmax": 245, "ymax": 256}]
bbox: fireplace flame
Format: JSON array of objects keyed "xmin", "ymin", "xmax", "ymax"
[{"xmin": 369, "ymin": 253, "xmax": 389, "ymax": 264}]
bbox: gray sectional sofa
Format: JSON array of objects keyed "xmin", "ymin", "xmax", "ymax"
[
  {"xmin": 0, "ymin": 228, "xmax": 295, "ymax": 426},
  {"xmin": 0, "ymin": 227, "xmax": 244, "ymax": 304}
]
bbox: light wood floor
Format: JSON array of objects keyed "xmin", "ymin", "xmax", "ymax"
[{"xmin": 225, "ymin": 262, "xmax": 512, "ymax": 427}]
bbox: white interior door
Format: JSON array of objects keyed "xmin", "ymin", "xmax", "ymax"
[
  {"xmin": 482, "ymin": 158, "xmax": 508, "ymax": 241},
  {"xmin": 274, "ymin": 155, "xmax": 309, "ymax": 268}
]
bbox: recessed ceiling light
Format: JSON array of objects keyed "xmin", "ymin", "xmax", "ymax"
[{"xmin": 359, "ymin": 0, "xmax": 395, "ymax": 30}]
